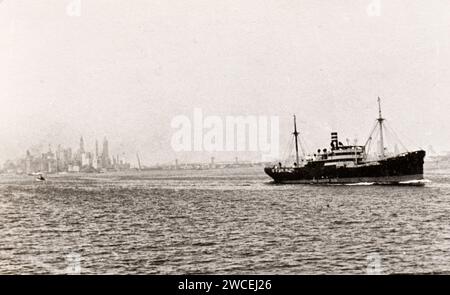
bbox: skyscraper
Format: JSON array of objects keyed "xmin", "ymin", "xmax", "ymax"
[
  {"xmin": 102, "ymin": 137, "xmax": 111, "ymax": 168},
  {"xmin": 80, "ymin": 136, "xmax": 85, "ymax": 154},
  {"xmin": 93, "ymin": 139, "xmax": 100, "ymax": 169}
]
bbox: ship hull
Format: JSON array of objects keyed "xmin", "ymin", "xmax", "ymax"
[{"xmin": 265, "ymin": 150, "xmax": 426, "ymax": 185}]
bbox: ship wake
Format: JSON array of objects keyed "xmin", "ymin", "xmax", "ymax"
[
  {"xmin": 398, "ymin": 179, "xmax": 431, "ymax": 186},
  {"xmin": 344, "ymin": 182, "xmax": 375, "ymax": 186}
]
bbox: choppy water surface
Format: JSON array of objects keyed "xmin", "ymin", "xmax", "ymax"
[{"xmin": 0, "ymin": 167, "xmax": 449, "ymax": 274}]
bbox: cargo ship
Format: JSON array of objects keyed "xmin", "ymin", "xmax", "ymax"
[{"xmin": 265, "ymin": 98, "xmax": 426, "ymax": 185}]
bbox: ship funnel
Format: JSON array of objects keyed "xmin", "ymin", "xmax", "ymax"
[{"xmin": 331, "ymin": 132, "xmax": 338, "ymax": 150}]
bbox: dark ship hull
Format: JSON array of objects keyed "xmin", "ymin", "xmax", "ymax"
[{"xmin": 265, "ymin": 150, "xmax": 426, "ymax": 185}]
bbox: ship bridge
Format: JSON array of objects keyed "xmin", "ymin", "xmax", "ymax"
[{"xmin": 311, "ymin": 132, "xmax": 366, "ymax": 167}]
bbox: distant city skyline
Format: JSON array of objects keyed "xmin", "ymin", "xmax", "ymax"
[{"xmin": 2, "ymin": 135, "xmax": 131, "ymax": 174}]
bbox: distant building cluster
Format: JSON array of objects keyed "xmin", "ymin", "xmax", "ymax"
[
  {"xmin": 147, "ymin": 157, "xmax": 267, "ymax": 171},
  {"xmin": 425, "ymin": 151, "xmax": 450, "ymax": 170},
  {"xmin": 2, "ymin": 137, "xmax": 131, "ymax": 174}
]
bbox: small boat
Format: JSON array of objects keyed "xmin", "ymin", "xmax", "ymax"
[{"xmin": 35, "ymin": 174, "xmax": 46, "ymax": 182}]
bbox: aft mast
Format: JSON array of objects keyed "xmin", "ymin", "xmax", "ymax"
[
  {"xmin": 293, "ymin": 115, "xmax": 300, "ymax": 166},
  {"xmin": 377, "ymin": 97, "xmax": 385, "ymax": 158}
]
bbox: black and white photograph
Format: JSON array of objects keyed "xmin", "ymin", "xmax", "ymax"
[{"xmin": 0, "ymin": 0, "xmax": 449, "ymax": 286}]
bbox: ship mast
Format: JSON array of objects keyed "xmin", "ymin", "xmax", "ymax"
[
  {"xmin": 293, "ymin": 115, "xmax": 300, "ymax": 166},
  {"xmin": 377, "ymin": 97, "xmax": 385, "ymax": 158}
]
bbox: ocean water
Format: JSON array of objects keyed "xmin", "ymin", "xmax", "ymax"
[{"xmin": 0, "ymin": 167, "xmax": 449, "ymax": 274}]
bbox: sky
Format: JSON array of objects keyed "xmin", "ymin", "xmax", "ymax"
[{"xmin": 1, "ymin": 0, "xmax": 450, "ymax": 166}]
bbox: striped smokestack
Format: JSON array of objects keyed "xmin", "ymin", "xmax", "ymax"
[{"xmin": 331, "ymin": 132, "xmax": 338, "ymax": 149}]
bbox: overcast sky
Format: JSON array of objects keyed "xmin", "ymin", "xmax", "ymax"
[{"xmin": 1, "ymin": 0, "xmax": 449, "ymax": 165}]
